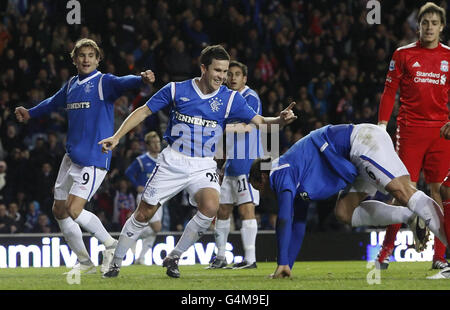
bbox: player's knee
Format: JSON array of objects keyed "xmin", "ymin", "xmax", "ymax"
[
  {"xmin": 136, "ymin": 203, "xmax": 159, "ymax": 223},
  {"xmin": 238, "ymin": 203, "xmax": 255, "ymax": 220},
  {"xmin": 386, "ymin": 175, "xmax": 416, "ymax": 205},
  {"xmin": 66, "ymin": 204, "xmax": 82, "ymax": 219},
  {"xmin": 195, "ymin": 189, "xmax": 220, "ymax": 217},
  {"xmin": 199, "ymin": 201, "xmax": 219, "ymax": 218},
  {"xmin": 52, "ymin": 201, "xmax": 68, "ymax": 220}
]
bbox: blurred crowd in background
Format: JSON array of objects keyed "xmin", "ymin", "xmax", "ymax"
[{"xmin": 0, "ymin": 0, "xmax": 447, "ymax": 234}]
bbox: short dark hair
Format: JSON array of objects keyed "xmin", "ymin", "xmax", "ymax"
[
  {"xmin": 71, "ymin": 38, "xmax": 103, "ymax": 61},
  {"xmin": 249, "ymin": 157, "xmax": 272, "ymax": 185},
  {"xmin": 199, "ymin": 45, "xmax": 230, "ymax": 68},
  {"xmin": 229, "ymin": 60, "xmax": 248, "ymax": 76},
  {"xmin": 418, "ymin": 2, "xmax": 446, "ymax": 26}
]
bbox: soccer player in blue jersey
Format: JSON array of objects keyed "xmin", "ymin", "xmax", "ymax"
[
  {"xmin": 209, "ymin": 61, "xmax": 263, "ymax": 269},
  {"xmin": 249, "ymin": 123, "xmax": 446, "ymax": 278},
  {"xmin": 100, "ymin": 45, "xmax": 297, "ymax": 278},
  {"xmin": 125, "ymin": 131, "xmax": 162, "ymax": 264},
  {"xmin": 15, "ymin": 38, "xmax": 155, "ymax": 274}
]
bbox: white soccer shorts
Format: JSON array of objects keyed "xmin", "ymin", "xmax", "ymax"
[
  {"xmin": 141, "ymin": 146, "xmax": 221, "ymax": 207},
  {"xmin": 54, "ymin": 154, "xmax": 107, "ymax": 201},
  {"xmin": 348, "ymin": 124, "xmax": 409, "ymax": 196},
  {"xmin": 219, "ymin": 174, "xmax": 260, "ymax": 206}
]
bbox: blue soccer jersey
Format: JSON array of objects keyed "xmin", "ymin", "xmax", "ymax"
[
  {"xmin": 269, "ymin": 124, "xmax": 357, "ymax": 265},
  {"xmin": 145, "ymin": 79, "xmax": 257, "ymax": 157},
  {"xmin": 125, "ymin": 153, "xmax": 158, "ymax": 188},
  {"xmin": 28, "ymin": 70, "xmax": 143, "ymax": 170},
  {"xmin": 224, "ymin": 86, "xmax": 263, "ymax": 176},
  {"xmin": 269, "ymin": 124, "xmax": 356, "ymax": 203}
]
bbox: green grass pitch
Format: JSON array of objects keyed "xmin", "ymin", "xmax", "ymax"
[{"xmin": 0, "ymin": 261, "xmax": 448, "ymax": 290}]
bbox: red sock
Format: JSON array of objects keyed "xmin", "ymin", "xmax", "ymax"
[
  {"xmin": 433, "ymin": 237, "xmax": 446, "ymax": 261},
  {"xmin": 382, "ymin": 223, "xmax": 402, "ymax": 249}
]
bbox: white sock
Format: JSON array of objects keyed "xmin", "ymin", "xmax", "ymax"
[
  {"xmin": 56, "ymin": 217, "xmax": 91, "ymax": 263},
  {"xmin": 215, "ymin": 219, "xmax": 230, "ymax": 259},
  {"xmin": 171, "ymin": 212, "xmax": 214, "ymax": 257},
  {"xmin": 113, "ymin": 214, "xmax": 148, "ymax": 266},
  {"xmin": 137, "ymin": 226, "xmax": 157, "ymax": 260},
  {"xmin": 351, "ymin": 200, "xmax": 414, "ymax": 227},
  {"xmin": 241, "ymin": 219, "xmax": 257, "ymax": 263},
  {"xmin": 74, "ymin": 209, "xmax": 115, "ymax": 247},
  {"xmin": 406, "ymin": 190, "xmax": 447, "ymax": 246}
]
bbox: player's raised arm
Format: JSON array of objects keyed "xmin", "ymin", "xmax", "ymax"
[
  {"xmin": 250, "ymin": 101, "xmax": 298, "ymax": 131},
  {"xmin": 98, "ymin": 104, "xmax": 152, "ymax": 153}
]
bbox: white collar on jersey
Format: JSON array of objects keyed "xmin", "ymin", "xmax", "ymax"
[
  {"xmin": 239, "ymin": 85, "xmax": 249, "ymax": 95},
  {"xmin": 191, "ymin": 78, "xmax": 221, "ymax": 99},
  {"xmin": 77, "ymin": 71, "xmax": 101, "ymax": 85},
  {"xmin": 145, "ymin": 152, "xmax": 158, "ymax": 162}
]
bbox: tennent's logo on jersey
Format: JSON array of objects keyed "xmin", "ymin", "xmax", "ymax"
[
  {"xmin": 66, "ymin": 102, "xmax": 90, "ymax": 110},
  {"xmin": 209, "ymin": 97, "xmax": 223, "ymax": 112},
  {"xmin": 440, "ymin": 60, "xmax": 448, "ymax": 72},
  {"xmin": 174, "ymin": 111, "xmax": 218, "ymax": 128}
]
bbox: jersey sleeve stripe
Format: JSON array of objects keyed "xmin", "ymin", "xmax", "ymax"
[
  {"xmin": 137, "ymin": 157, "xmax": 144, "ymax": 172},
  {"xmin": 98, "ymin": 74, "xmax": 104, "ymax": 100},
  {"xmin": 66, "ymin": 76, "xmax": 76, "ymax": 95},
  {"xmin": 269, "ymin": 163, "xmax": 291, "ymax": 177},
  {"xmin": 224, "ymin": 91, "xmax": 236, "ymax": 119},
  {"xmin": 170, "ymin": 82, "xmax": 176, "ymax": 106}
]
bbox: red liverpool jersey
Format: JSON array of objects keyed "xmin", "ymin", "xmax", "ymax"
[{"xmin": 379, "ymin": 41, "xmax": 450, "ymax": 127}]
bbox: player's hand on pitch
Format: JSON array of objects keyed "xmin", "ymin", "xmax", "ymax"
[
  {"xmin": 14, "ymin": 106, "xmax": 30, "ymax": 123},
  {"xmin": 269, "ymin": 265, "xmax": 291, "ymax": 279},
  {"xmin": 141, "ymin": 70, "xmax": 155, "ymax": 85},
  {"xmin": 280, "ymin": 102, "xmax": 297, "ymax": 126},
  {"xmin": 440, "ymin": 122, "xmax": 450, "ymax": 140},
  {"xmin": 98, "ymin": 136, "xmax": 119, "ymax": 154}
]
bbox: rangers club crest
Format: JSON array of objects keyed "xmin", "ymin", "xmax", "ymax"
[
  {"xmin": 441, "ymin": 60, "xmax": 448, "ymax": 72},
  {"xmin": 84, "ymin": 81, "xmax": 94, "ymax": 93},
  {"xmin": 209, "ymin": 97, "xmax": 223, "ymax": 112}
]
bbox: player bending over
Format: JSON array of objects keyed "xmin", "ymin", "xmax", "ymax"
[{"xmin": 249, "ymin": 123, "xmax": 445, "ymax": 278}]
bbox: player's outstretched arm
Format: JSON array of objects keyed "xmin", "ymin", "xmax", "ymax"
[
  {"xmin": 250, "ymin": 102, "xmax": 297, "ymax": 131},
  {"xmin": 440, "ymin": 122, "xmax": 450, "ymax": 139},
  {"xmin": 269, "ymin": 265, "xmax": 291, "ymax": 279},
  {"xmin": 14, "ymin": 107, "xmax": 31, "ymax": 122},
  {"xmin": 99, "ymin": 104, "xmax": 152, "ymax": 153},
  {"xmin": 225, "ymin": 123, "xmax": 255, "ymax": 133}
]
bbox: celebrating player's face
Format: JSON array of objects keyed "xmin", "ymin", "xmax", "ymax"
[
  {"xmin": 227, "ymin": 66, "xmax": 247, "ymax": 91},
  {"xmin": 74, "ymin": 46, "xmax": 99, "ymax": 76},
  {"xmin": 202, "ymin": 59, "xmax": 229, "ymax": 92},
  {"xmin": 419, "ymin": 13, "xmax": 443, "ymax": 47}
]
